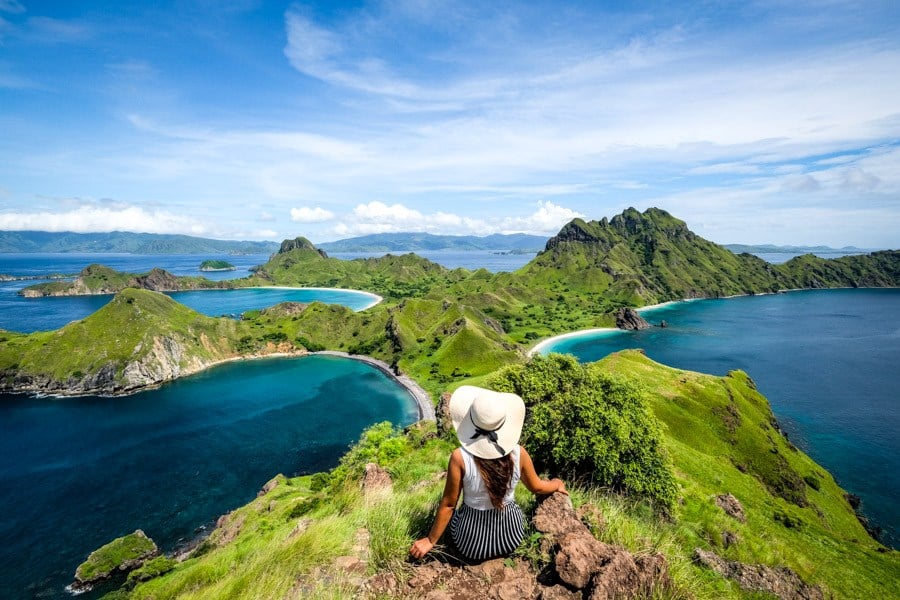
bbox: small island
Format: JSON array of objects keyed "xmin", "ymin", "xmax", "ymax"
[{"xmin": 199, "ymin": 260, "xmax": 236, "ymax": 272}]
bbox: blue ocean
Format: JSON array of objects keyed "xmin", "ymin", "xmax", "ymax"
[{"xmin": 542, "ymin": 289, "xmax": 900, "ymax": 549}]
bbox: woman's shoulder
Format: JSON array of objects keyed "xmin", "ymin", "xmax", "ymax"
[{"xmin": 449, "ymin": 447, "xmax": 465, "ymax": 468}]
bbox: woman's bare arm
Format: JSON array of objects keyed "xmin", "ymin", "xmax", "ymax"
[
  {"xmin": 409, "ymin": 448, "xmax": 464, "ymax": 558},
  {"xmin": 519, "ymin": 446, "xmax": 567, "ymax": 495}
]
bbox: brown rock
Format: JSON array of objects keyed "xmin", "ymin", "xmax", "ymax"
[
  {"xmin": 436, "ymin": 392, "xmax": 453, "ymax": 438},
  {"xmin": 334, "ymin": 555, "xmax": 366, "ymax": 574},
  {"xmin": 722, "ymin": 530, "xmax": 739, "ymax": 549},
  {"xmin": 257, "ymin": 476, "xmax": 280, "ymax": 497},
  {"xmin": 539, "ymin": 585, "xmax": 582, "ymax": 599},
  {"xmin": 556, "ymin": 530, "xmax": 608, "ymax": 589},
  {"xmin": 715, "ymin": 493, "xmax": 746, "ymax": 522},
  {"xmin": 693, "ymin": 548, "xmax": 823, "ymax": 600},
  {"xmin": 289, "ymin": 518, "xmax": 312, "ymax": 538},
  {"xmin": 213, "ymin": 512, "xmax": 246, "ymax": 546},
  {"xmin": 614, "ymin": 307, "xmax": 651, "ymax": 330},
  {"xmin": 362, "ymin": 572, "xmax": 399, "ymax": 597},
  {"xmin": 588, "ymin": 546, "xmax": 671, "ymax": 600},
  {"xmin": 533, "ymin": 492, "xmax": 583, "ymax": 536},
  {"xmin": 361, "ymin": 463, "xmax": 393, "ymax": 494}
]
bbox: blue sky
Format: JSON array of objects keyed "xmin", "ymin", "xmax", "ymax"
[{"xmin": 1, "ymin": 0, "xmax": 898, "ymax": 247}]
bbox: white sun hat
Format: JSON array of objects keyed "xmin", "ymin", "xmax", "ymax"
[{"xmin": 449, "ymin": 385, "xmax": 525, "ymax": 459}]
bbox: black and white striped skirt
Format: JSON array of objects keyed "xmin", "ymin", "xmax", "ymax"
[{"xmin": 449, "ymin": 501, "xmax": 526, "ymax": 561}]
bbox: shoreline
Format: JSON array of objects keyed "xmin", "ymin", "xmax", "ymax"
[
  {"xmin": 528, "ymin": 327, "xmax": 620, "ymax": 356},
  {"xmin": 529, "ymin": 287, "xmax": 877, "ymax": 355},
  {"xmin": 14, "ymin": 348, "xmax": 433, "ymax": 423},
  {"xmin": 317, "ymin": 351, "xmax": 434, "ymax": 422},
  {"xmin": 247, "ymin": 285, "xmax": 383, "ymax": 311}
]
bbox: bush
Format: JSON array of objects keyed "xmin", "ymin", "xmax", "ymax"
[{"xmin": 488, "ymin": 353, "xmax": 677, "ymax": 510}]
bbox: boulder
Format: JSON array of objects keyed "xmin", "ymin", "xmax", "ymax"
[
  {"xmin": 361, "ymin": 463, "xmax": 393, "ymax": 494},
  {"xmin": 614, "ymin": 308, "xmax": 651, "ymax": 330},
  {"xmin": 532, "ymin": 491, "xmax": 583, "ymax": 536},
  {"xmin": 70, "ymin": 530, "xmax": 159, "ymax": 593},
  {"xmin": 693, "ymin": 548, "xmax": 824, "ymax": 600},
  {"xmin": 715, "ymin": 493, "xmax": 746, "ymax": 522},
  {"xmin": 258, "ymin": 476, "xmax": 280, "ymax": 496},
  {"xmin": 555, "ymin": 529, "xmax": 609, "ymax": 589}
]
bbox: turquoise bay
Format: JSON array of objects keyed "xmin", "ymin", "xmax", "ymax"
[
  {"xmin": 540, "ymin": 289, "xmax": 900, "ymax": 549},
  {"xmin": 0, "ymin": 355, "xmax": 418, "ymax": 599}
]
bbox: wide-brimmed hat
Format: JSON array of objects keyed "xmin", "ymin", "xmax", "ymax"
[{"xmin": 449, "ymin": 385, "xmax": 525, "ymax": 459}]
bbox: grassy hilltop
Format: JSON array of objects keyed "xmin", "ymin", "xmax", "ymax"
[
  {"xmin": 2, "ymin": 207, "xmax": 899, "ymax": 597},
  {"xmin": 114, "ymin": 352, "xmax": 897, "ymax": 600}
]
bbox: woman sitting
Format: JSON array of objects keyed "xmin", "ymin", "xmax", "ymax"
[{"xmin": 409, "ymin": 385, "xmax": 566, "ymax": 562}]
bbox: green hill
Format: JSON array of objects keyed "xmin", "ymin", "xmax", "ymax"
[{"xmin": 113, "ymin": 352, "xmax": 896, "ymax": 600}]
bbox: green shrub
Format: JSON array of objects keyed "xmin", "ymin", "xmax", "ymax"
[
  {"xmin": 489, "ymin": 353, "xmax": 677, "ymax": 510},
  {"xmin": 295, "ymin": 336, "xmax": 325, "ymax": 352}
]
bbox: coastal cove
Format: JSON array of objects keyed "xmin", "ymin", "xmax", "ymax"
[
  {"xmin": 0, "ymin": 354, "xmax": 420, "ymax": 599},
  {"xmin": 536, "ymin": 288, "xmax": 900, "ymax": 548}
]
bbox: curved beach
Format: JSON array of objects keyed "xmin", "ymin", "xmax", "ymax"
[
  {"xmin": 248, "ymin": 286, "xmax": 383, "ymax": 311},
  {"xmin": 529, "ymin": 298, "xmax": 696, "ymax": 356},
  {"xmin": 318, "ymin": 351, "xmax": 434, "ymax": 421},
  {"xmin": 529, "ymin": 327, "xmax": 620, "ymax": 356}
]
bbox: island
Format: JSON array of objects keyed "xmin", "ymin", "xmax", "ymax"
[{"xmin": 199, "ymin": 259, "xmax": 236, "ymax": 272}]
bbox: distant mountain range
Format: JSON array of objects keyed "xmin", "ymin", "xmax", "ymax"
[
  {"xmin": 316, "ymin": 232, "xmax": 548, "ymax": 253},
  {"xmin": 724, "ymin": 243, "xmax": 871, "ymax": 254},
  {"xmin": 0, "ymin": 231, "xmax": 279, "ymax": 254},
  {"xmin": 0, "ymin": 229, "xmax": 881, "ymax": 257}
]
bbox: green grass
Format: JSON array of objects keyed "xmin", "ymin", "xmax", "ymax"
[{"xmin": 113, "ymin": 360, "xmax": 899, "ymax": 599}]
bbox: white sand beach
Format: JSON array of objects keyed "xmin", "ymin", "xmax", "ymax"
[
  {"xmin": 528, "ymin": 327, "xmax": 621, "ymax": 356},
  {"xmin": 250, "ymin": 286, "xmax": 383, "ymax": 310}
]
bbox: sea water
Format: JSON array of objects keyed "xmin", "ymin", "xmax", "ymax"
[
  {"xmin": 0, "ymin": 254, "xmax": 379, "ymax": 332},
  {"xmin": 0, "ymin": 355, "xmax": 418, "ymax": 599},
  {"xmin": 542, "ymin": 289, "xmax": 900, "ymax": 548}
]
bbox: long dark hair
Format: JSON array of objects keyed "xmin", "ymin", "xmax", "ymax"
[{"xmin": 473, "ymin": 453, "xmax": 514, "ymax": 510}]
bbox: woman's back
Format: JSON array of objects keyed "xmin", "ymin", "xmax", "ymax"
[{"xmin": 459, "ymin": 446, "xmax": 521, "ymax": 510}]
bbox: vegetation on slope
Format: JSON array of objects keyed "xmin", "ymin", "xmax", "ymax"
[
  {"xmin": 0, "ymin": 289, "xmax": 250, "ymax": 393},
  {"xmin": 111, "ymin": 353, "xmax": 896, "ymax": 600},
  {"xmin": 20, "ymin": 264, "xmax": 233, "ymax": 296}
]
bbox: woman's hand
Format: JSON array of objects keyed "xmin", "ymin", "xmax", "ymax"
[
  {"xmin": 409, "ymin": 537, "xmax": 434, "ymax": 559},
  {"xmin": 552, "ymin": 478, "xmax": 568, "ymax": 495}
]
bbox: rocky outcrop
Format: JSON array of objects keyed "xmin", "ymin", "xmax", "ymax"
[
  {"xmin": 715, "ymin": 493, "xmax": 746, "ymax": 522},
  {"xmin": 278, "ymin": 236, "xmax": 328, "ymax": 258},
  {"xmin": 436, "ymin": 392, "xmax": 453, "ymax": 438},
  {"xmin": 361, "ymin": 463, "xmax": 393, "ymax": 499},
  {"xmin": 70, "ymin": 530, "xmax": 159, "ymax": 593},
  {"xmin": 535, "ymin": 493, "xmax": 670, "ymax": 599},
  {"xmin": 693, "ymin": 548, "xmax": 824, "ymax": 600},
  {"xmin": 364, "ymin": 492, "xmax": 669, "ymax": 599},
  {"xmin": 614, "ymin": 307, "xmax": 651, "ymax": 330}
]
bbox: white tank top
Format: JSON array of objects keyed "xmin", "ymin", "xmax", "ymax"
[{"xmin": 459, "ymin": 446, "xmax": 521, "ymax": 510}]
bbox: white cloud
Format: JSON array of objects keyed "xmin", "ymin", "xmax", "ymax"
[
  {"xmin": 334, "ymin": 201, "xmax": 464, "ymax": 235},
  {"xmin": 330, "ymin": 200, "xmax": 582, "ymax": 237},
  {"xmin": 290, "ymin": 206, "xmax": 335, "ymax": 223},
  {"xmin": 0, "ymin": 204, "xmax": 207, "ymax": 235},
  {"xmin": 499, "ymin": 201, "xmax": 585, "ymax": 234}
]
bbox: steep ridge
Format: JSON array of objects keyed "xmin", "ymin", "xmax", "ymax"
[{"xmin": 520, "ymin": 208, "xmax": 786, "ymax": 305}]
